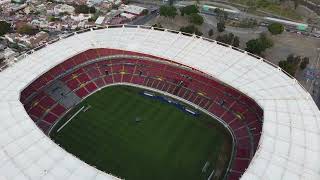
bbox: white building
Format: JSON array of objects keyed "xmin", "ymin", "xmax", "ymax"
[
  {"xmin": 53, "ymin": 4, "xmax": 75, "ymax": 15},
  {"xmin": 70, "ymin": 13, "xmax": 92, "ymax": 21},
  {"xmin": 2, "ymin": 47, "xmax": 17, "ymax": 60},
  {"xmin": 120, "ymin": 4, "xmax": 147, "ymax": 15},
  {"xmin": 120, "ymin": 12, "xmax": 135, "ymax": 20},
  {"xmin": 95, "ymin": 16, "xmax": 105, "ymax": 25},
  {"xmin": 86, "ymin": 0, "xmax": 103, "ymax": 6},
  {"xmin": 0, "ymin": 0, "xmax": 10, "ymax": 5}
]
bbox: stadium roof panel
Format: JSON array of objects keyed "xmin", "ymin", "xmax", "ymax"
[{"xmin": 0, "ymin": 26, "xmax": 319, "ymax": 180}]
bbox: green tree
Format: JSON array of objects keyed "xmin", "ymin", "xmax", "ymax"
[
  {"xmin": 122, "ymin": 0, "xmax": 129, "ymax": 4},
  {"xmin": 208, "ymin": 29, "xmax": 213, "ymax": 37},
  {"xmin": 48, "ymin": 16, "xmax": 59, "ymax": 22},
  {"xmin": 0, "ymin": 21, "xmax": 11, "ymax": 36},
  {"xmin": 216, "ymin": 33, "xmax": 240, "ymax": 47},
  {"xmin": 268, "ymin": 23, "xmax": 284, "ymax": 35},
  {"xmin": 278, "ymin": 54, "xmax": 308, "ymax": 77},
  {"xmin": 259, "ymin": 33, "xmax": 273, "ymax": 49},
  {"xmin": 180, "ymin": 25, "xmax": 202, "ymax": 36},
  {"xmin": 217, "ymin": 21, "xmax": 225, "ymax": 32},
  {"xmin": 245, "ymin": 33, "xmax": 273, "ymax": 55},
  {"xmin": 279, "ymin": 59, "xmax": 296, "ymax": 76},
  {"xmin": 279, "ymin": 60, "xmax": 294, "ymax": 76},
  {"xmin": 74, "ymin": 4, "xmax": 96, "ymax": 14},
  {"xmin": 160, "ymin": 5, "xmax": 177, "ymax": 18},
  {"xmin": 232, "ymin": 36, "xmax": 240, "ymax": 47},
  {"xmin": 294, "ymin": 0, "xmax": 300, "ymax": 9},
  {"xmin": 245, "ymin": 39, "xmax": 265, "ymax": 55},
  {"xmin": 180, "ymin": 5, "xmax": 198, "ymax": 16},
  {"xmin": 141, "ymin": 9, "xmax": 149, "ymax": 15},
  {"xmin": 152, "ymin": 23, "xmax": 163, "ymax": 28},
  {"xmin": 214, "ymin": 8, "xmax": 228, "ymax": 22},
  {"xmin": 188, "ymin": 13, "xmax": 204, "ymax": 25},
  {"xmin": 17, "ymin": 24, "xmax": 37, "ymax": 35},
  {"xmin": 300, "ymin": 57, "xmax": 309, "ymax": 70}
]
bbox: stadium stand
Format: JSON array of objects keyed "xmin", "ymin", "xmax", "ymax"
[{"xmin": 20, "ymin": 48, "xmax": 263, "ymax": 180}]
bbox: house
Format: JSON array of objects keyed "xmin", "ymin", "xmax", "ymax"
[
  {"xmin": 120, "ymin": 12, "xmax": 135, "ymax": 20},
  {"xmin": 70, "ymin": 13, "xmax": 92, "ymax": 21},
  {"xmin": 95, "ymin": 16, "xmax": 105, "ymax": 25},
  {"xmin": 28, "ymin": 31, "xmax": 49, "ymax": 47},
  {"xmin": 0, "ymin": 47, "xmax": 18, "ymax": 61},
  {"xmin": 53, "ymin": 4, "xmax": 75, "ymax": 15},
  {"xmin": 120, "ymin": 4, "xmax": 146, "ymax": 15}
]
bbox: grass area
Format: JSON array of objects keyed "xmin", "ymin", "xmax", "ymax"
[{"xmin": 50, "ymin": 85, "xmax": 232, "ymax": 180}]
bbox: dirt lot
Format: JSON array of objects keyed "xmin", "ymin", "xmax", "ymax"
[
  {"xmin": 265, "ymin": 32, "xmax": 320, "ymax": 64},
  {"xmin": 146, "ymin": 15, "xmax": 190, "ymax": 30}
]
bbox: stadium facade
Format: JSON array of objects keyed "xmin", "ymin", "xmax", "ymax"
[{"xmin": 0, "ymin": 25, "xmax": 319, "ymax": 180}]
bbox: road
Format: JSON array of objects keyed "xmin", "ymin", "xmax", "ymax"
[
  {"xmin": 202, "ymin": 13, "xmax": 267, "ymax": 34},
  {"xmin": 130, "ymin": 10, "xmax": 159, "ymax": 25},
  {"xmin": 305, "ymin": 48, "xmax": 320, "ymax": 107}
]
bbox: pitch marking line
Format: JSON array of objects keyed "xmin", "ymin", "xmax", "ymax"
[{"xmin": 57, "ymin": 106, "xmax": 85, "ymax": 133}]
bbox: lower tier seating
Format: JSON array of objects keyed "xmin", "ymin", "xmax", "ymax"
[{"xmin": 21, "ymin": 48, "xmax": 263, "ymax": 180}]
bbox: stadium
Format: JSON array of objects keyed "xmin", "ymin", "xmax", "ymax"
[{"xmin": 0, "ymin": 25, "xmax": 319, "ymax": 180}]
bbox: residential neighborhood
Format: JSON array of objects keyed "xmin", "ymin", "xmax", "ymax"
[{"xmin": 0, "ymin": 0, "xmax": 153, "ymax": 65}]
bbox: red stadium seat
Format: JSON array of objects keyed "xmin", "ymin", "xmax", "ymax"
[
  {"xmin": 85, "ymin": 82, "xmax": 98, "ymax": 93},
  {"xmin": 21, "ymin": 48, "xmax": 264, "ymax": 178},
  {"xmin": 66, "ymin": 79, "xmax": 80, "ymax": 90},
  {"xmin": 39, "ymin": 96, "xmax": 55, "ymax": 109},
  {"xmin": 94, "ymin": 78, "xmax": 105, "ymax": 88},
  {"xmin": 43, "ymin": 113, "xmax": 58, "ymax": 124},
  {"xmin": 51, "ymin": 104, "xmax": 66, "ymax": 117},
  {"xmin": 75, "ymin": 87, "xmax": 89, "ymax": 98}
]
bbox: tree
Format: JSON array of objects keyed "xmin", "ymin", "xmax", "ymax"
[
  {"xmin": 0, "ymin": 21, "xmax": 11, "ymax": 36},
  {"xmin": 268, "ymin": 23, "xmax": 284, "ymax": 35},
  {"xmin": 279, "ymin": 60, "xmax": 295, "ymax": 76},
  {"xmin": 141, "ymin": 9, "xmax": 149, "ymax": 15},
  {"xmin": 278, "ymin": 54, "xmax": 308, "ymax": 76},
  {"xmin": 152, "ymin": 23, "xmax": 163, "ymax": 28},
  {"xmin": 188, "ymin": 13, "xmax": 204, "ymax": 25},
  {"xmin": 245, "ymin": 33, "xmax": 273, "ymax": 55},
  {"xmin": 122, "ymin": 0, "xmax": 129, "ymax": 4},
  {"xmin": 293, "ymin": 0, "xmax": 300, "ymax": 9},
  {"xmin": 48, "ymin": 16, "xmax": 59, "ymax": 22},
  {"xmin": 279, "ymin": 55, "xmax": 297, "ymax": 76},
  {"xmin": 180, "ymin": 25, "xmax": 202, "ymax": 36},
  {"xmin": 88, "ymin": 15, "xmax": 98, "ymax": 22},
  {"xmin": 259, "ymin": 33, "xmax": 273, "ymax": 49},
  {"xmin": 208, "ymin": 29, "xmax": 213, "ymax": 37},
  {"xmin": 245, "ymin": 39, "xmax": 265, "ymax": 55},
  {"xmin": 17, "ymin": 24, "xmax": 37, "ymax": 35},
  {"xmin": 300, "ymin": 57, "xmax": 309, "ymax": 70},
  {"xmin": 180, "ymin": 5, "xmax": 198, "ymax": 16},
  {"xmin": 217, "ymin": 21, "xmax": 225, "ymax": 32},
  {"xmin": 59, "ymin": 12, "xmax": 70, "ymax": 16},
  {"xmin": 232, "ymin": 36, "xmax": 240, "ymax": 47},
  {"xmin": 216, "ymin": 33, "xmax": 240, "ymax": 47},
  {"xmin": 74, "ymin": 4, "xmax": 96, "ymax": 14},
  {"xmin": 214, "ymin": 8, "xmax": 228, "ymax": 22},
  {"xmin": 160, "ymin": 5, "xmax": 177, "ymax": 19}
]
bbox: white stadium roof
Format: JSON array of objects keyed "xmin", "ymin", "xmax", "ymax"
[{"xmin": 0, "ymin": 25, "xmax": 319, "ymax": 180}]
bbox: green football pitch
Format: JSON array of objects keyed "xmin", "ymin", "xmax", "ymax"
[{"xmin": 50, "ymin": 85, "xmax": 232, "ymax": 180}]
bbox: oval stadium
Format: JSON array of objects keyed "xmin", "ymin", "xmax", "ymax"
[{"xmin": 0, "ymin": 25, "xmax": 319, "ymax": 180}]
